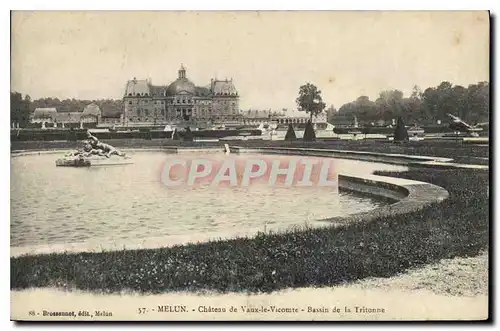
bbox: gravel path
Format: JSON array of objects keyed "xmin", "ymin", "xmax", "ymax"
[{"xmin": 348, "ymin": 250, "xmax": 488, "ymax": 297}]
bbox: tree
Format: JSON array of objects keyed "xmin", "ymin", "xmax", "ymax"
[
  {"xmin": 393, "ymin": 116, "xmax": 409, "ymax": 142},
  {"xmin": 296, "ymin": 83, "xmax": 326, "ymax": 122},
  {"xmin": 303, "ymin": 120, "xmax": 316, "ymax": 142},
  {"xmin": 284, "ymin": 124, "xmax": 296, "ymax": 141},
  {"xmin": 325, "ymin": 105, "xmax": 337, "ymax": 122},
  {"xmin": 11, "ymin": 92, "xmax": 31, "ymax": 128},
  {"xmin": 376, "ymin": 90, "xmax": 405, "ymax": 122},
  {"xmin": 410, "ymin": 85, "xmax": 423, "ymax": 100},
  {"xmin": 466, "ymin": 82, "xmax": 489, "ymax": 124}
]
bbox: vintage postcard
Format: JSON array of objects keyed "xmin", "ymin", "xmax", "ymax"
[{"xmin": 10, "ymin": 10, "xmax": 490, "ymax": 321}]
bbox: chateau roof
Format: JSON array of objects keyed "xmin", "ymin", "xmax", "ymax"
[
  {"xmin": 212, "ymin": 80, "xmax": 238, "ymax": 96},
  {"xmin": 82, "ymin": 103, "xmax": 101, "ymax": 116},
  {"xmin": 149, "ymin": 85, "xmax": 166, "ymax": 97},
  {"xmin": 195, "ymin": 86, "xmax": 211, "ymax": 97},
  {"xmin": 33, "ymin": 108, "xmax": 57, "ymax": 117},
  {"xmin": 52, "ymin": 112, "xmax": 83, "ymax": 122},
  {"xmin": 124, "ymin": 67, "xmax": 239, "ymax": 98},
  {"xmin": 125, "ymin": 79, "xmax": 151, "ymax": 97}
]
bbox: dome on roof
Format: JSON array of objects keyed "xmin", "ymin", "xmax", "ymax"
[
  {"xmin": 166, "ymin": 64, "xmax": 197, "ymax": 96},
  {"xmin": 166, "ymin": 78, "xmax": 196, "ymax": 96}
]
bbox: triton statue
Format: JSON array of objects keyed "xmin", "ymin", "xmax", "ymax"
[{"xmin": 56, "ymin": 131, "xmax": 131, "ymax": 167}]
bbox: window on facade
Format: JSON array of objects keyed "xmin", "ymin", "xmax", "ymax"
[
  {"xmin": 128, "ymin": 93, "xmax": 132, "ymax": 96},
  {"xmin": 145, "ymin": 110, "xmax": 149, "ymax": 117},
  {"xmin": 128, "ymin": 101, "xmax": 132, "ymax": 105}
]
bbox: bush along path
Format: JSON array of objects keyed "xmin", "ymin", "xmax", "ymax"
[{"xmin": 11, "ymin": 168, "xmax": 489, "ymax": 294}]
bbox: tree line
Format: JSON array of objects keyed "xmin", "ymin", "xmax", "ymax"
[
  {"xmin": 10, "ymin": 93, "xmax": 123, "ymax": 127},
  {"xmin": 10, "ymin": 92, "xmax": 31, "ymax": 127},
  {"xmin": 333, "ymin": 81, "xmax": 489, "ymax": 126}
]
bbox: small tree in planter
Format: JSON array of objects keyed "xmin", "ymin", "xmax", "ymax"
[
  {"xmin": 393, "ymin": 116, "xmax": 409, "ymax": 143},
  {"xmin": 284, "ymin": 124, "xmax": 297, "ymax": 141},
  {"xmin": 303, "ymin": 120, "xmax": 316, "ymax": 142}
]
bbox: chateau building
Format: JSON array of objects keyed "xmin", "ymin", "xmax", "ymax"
[{"xmin": 123, "ymin": 65, "xmax": 240, "ymax": 126}]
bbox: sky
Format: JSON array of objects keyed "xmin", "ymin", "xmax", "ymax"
[{"xmin": 11, "ymin": 11, "xmax": 490, "ymax": 110}]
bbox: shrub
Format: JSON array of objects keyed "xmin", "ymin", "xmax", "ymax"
[
  {"xmin": 303, "ymin": 120, "xmax": 316, "ymax": 142},
  {"xmin": 394, "ymin": 116, "xmax": 409, "ymax": 142},
  {"xmin": 284, "ymin": 124, "xmax": 297, "ymax": 141}
]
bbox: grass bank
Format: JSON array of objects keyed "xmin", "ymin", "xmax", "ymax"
[{"xmin": 11, "ymin": 165, "xmax": 489, "ymax": 294}]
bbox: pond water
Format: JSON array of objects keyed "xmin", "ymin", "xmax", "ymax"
[{"xmin": 10, "ymin": 151, "xmax": 407, "ymax": 251}]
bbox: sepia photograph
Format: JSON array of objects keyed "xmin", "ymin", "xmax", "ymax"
[{"xmin": 9, "ymin": 10, "xmax": 490, "ymax": 322}]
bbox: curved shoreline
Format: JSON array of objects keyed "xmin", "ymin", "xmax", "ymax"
[{"xmin": 10, "ymin": 147, "xmax": 449, "ymax": 257}]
